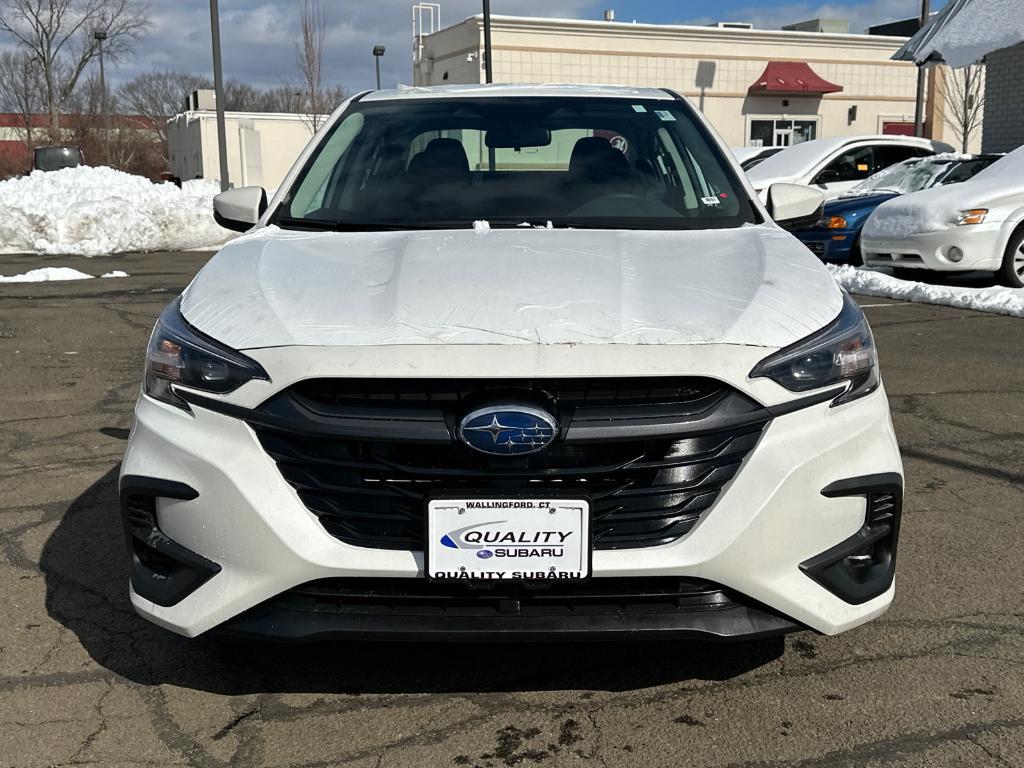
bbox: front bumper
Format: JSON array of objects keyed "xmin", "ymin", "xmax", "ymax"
[
  {"xmin": 863, "ymin": 223, "xmax": 1005, "ymax": 271},
  {"xmin": 796, "ymin": 228, "xmax": 858, "ymax": 262},
  {"xmin": 121, "ymin": 370, "xmax": 903, "ymax": 640}
]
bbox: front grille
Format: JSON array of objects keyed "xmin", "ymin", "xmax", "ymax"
[
  {"xmin": 269, "ymin": 576, "xmax": 738, "ymax": 617},
  {"xmin": 805, "ymin": 241, "xmax": 826, "ymax": 257},
  {"xmin": 249, "ymin": 377, "xmax": 770, "ymax": 551}
]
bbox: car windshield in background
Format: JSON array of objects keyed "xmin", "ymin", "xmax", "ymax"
[
  {"xmin": 33, "ymin": 147, "xmax": 83, "ymax": 172},
  {"xmin": 277, "ymin": 97, "xmax": 757, "ymax": 231},
  {"xmin": 845, "ymin": 157, "xmax": 948, "ymax": 197}
]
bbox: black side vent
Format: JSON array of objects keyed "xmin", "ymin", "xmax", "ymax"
[
  {"xmin": 119, "ymin": 477, "xmax": 220, "ymax": 607},
  {"xmin": 801, "ymin": 474, "xmax": 903, "ymax": 605}
]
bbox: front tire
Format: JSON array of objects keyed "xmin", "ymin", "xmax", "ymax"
[
  {"xmin": 849, "ymin": 234, "xmax": 864, "ymax": 267},
  {"xmin": 998, "ymin": 228, "xmax": 1024, "ymax": 288}
]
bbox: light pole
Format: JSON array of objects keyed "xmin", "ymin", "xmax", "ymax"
[
  {"xmin": 372, "ymin": 45, "xmax": 386, "ymax": 89},
  {"xmin": 482, "ymin": 0, "xmax": 493, "ymax": 83},
  {"xmin": 94, "ymin": 30, "xmax": 109, "ymax": 164},
  {"xmin": 913, "ymin": 0, "xmax": 931, "ymax": 137},
  {"xmin": 209, "ymin": 0, "xmax": 230, "ymax": 191}
]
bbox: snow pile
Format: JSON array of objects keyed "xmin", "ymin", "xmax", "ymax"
[
  {"xmin": 828, "ymin": 265, "xmax": 1024, "ymax": 318},
  {"xmin": 0, "ymin": 267, "xmax": 130, "ymax": 283},
  {"xmin": 0, "ymin": 267, "xmax": 95, "ymax": 283},
  {"xmin": 0, "ymin": 166, "xmax": 233, "ymax": 256}
]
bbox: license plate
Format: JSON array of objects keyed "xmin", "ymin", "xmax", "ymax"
[{"xmin": 426, "ymin": 498, "xmax": 590, "ymax": 580}]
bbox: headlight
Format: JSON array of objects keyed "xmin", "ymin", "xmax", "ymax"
[
  {"xmin": 144, "ymin": 297, "xmax": 269, "ymax": 410},
  {"xmin": 957, "ymin": 209, "xmax": 988, "ymax": 225},
  {"xmin": 750, "ymin": 293, "xmax": 878, "ymax": 407},
  {"xmin": 824, "ymin": 215, "xmax": 848, "ymax": 229}
]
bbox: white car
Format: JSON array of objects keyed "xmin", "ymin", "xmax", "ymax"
[
  {"xmin": 862, "ymin": 146, "xmax": 1024, "ymax": 286},
  {"xmin": 747, "ymin": 134, "xmax": 954, "ymax": 200},
  {"xmin": 731, "ymin": 146, "xmax": 784, "ymax": 171},
  {"xmin": 122, "ymin": 84, "xmax": 903, "ymax": 642}
]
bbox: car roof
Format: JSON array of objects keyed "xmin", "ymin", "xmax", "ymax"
[
  {"xmin": 361, "ymin": 83, "xmax": 675, "ymax": 102},
  {"xmin": 748, "ymin": 134, "xmax": 945, "ymax": 180}
]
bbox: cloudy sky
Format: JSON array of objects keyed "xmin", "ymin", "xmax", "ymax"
[{"xmin": 3, "ymin": 0, "xmax": 946, "ymax": 94}]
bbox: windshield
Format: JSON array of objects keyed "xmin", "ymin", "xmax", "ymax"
[
  {"xmin": 844, "ymin": 157, "xmax": 949, "ymax": 197},
  {"xmin": 33, "ymin": 147, "xmax": 83, "ymax": 172},
  {"xmin": 937, "ymin": 157, "xmax": 998, "ymax": 184},
  {"xmin": 276, "ymin": 96, "xmax": 756, "ymax": 231}
]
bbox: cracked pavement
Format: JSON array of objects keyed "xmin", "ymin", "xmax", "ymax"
[{"xmin": 1, "ymin": 251, "xmax": 1023, "ymax": 767}]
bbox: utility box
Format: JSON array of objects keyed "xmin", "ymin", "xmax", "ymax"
[{"xmin": 167, "ymin": 101, "xmax": 322, "ymax": 191}]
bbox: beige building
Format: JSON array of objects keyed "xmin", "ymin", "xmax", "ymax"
[
  {"xmin": 167, "ymin": 91, "xmax": 317, "ymax": 189},
  {"xmin": 412, "ymin": 13, "xmax": 975, "ymax": 151}
]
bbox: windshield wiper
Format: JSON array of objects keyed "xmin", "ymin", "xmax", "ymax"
[{"xmin": 276, "ymin": 216, "xmax": 429, "ymax": 232}]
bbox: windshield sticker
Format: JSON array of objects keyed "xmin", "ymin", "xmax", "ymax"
[
  {"xmin": 701, "ymin": 196, "xmax": 722, "ymax": 206},
  {"xmin": 631, "ymin": 104, "xmax": 647, "ymax": 112},
  {"xmin": 654, "ymin": 110, "xmax": 676, "ymax": 122}
]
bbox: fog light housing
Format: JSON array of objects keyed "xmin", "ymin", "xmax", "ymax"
[
  {"xmin": 947, "ymin": 246, "xmax": 964, "ymax": 263},
  {"xmin": 800, "ymin": 474, "xmax": 903, "ymax": 605}
]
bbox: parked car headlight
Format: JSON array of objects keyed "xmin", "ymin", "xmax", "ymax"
[
  {"xmin": 957, "ymin": 208, "xmax": 988, "ymax": 225},
  {"xmin": 750, "ymin": 293, "xmax": 878, "ymax": 407},
  {"xmin": 822, "ymin": 215, "xmax": 848, "ymax": 229},
  {"xmin": 144, "ymin": 297, "xmax": 269, "ymax": 410}
]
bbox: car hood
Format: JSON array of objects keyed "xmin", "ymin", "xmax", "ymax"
[
  {"xmin": 746, "ymin": 173, "xmax": 798, "ymax": 191},
  {"xmin": 827, "ymin": 192, "xmax": 899, "ymax": 215},
  {"xmin": 181, "ymin": 225, "xmax": 843, "ymax": 351}
]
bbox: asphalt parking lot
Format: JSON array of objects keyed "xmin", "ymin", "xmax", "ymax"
[{"xmin": 2, "ymin": 250, "xmax": 1023, "ymax": 768}]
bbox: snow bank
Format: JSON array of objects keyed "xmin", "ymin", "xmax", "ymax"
[
  {"xmin": 0, "ymin": 166, "xmax": 233, "ymax": 256},
  {"xmin": 0, "ymin": 267, "xmax": 95, "ymax": 283},
  {"xmin": 0, "ymin": 267, "xmax": 129, "ymax": 283},
  {"xmin": 829, "ymin": 265, "xmax": 1024, "ymax": 318}
]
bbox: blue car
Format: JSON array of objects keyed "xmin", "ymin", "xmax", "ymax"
[{"xmin": 797, "ymin": 154, "xmax": 999, "ymax": 265}]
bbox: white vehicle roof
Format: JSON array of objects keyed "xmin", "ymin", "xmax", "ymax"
[
  {"xmin": 747, "ymin": 134, "xmax": 947, "ymax": 182},
  {"xmin": 362, "ymin": 83, "xmax": 674, "ymax": 102},
  {"xmin": 969, "ymin": 144, "xmax": 1024, "ymax": 187},
  {"xmin": 731, "ymin": 146, "xmax": 771, "ymax": 163}
]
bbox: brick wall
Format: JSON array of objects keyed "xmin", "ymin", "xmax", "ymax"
[{"xmin": 982, "ymin": 42, "xmax": 1024, "ymax": 153}]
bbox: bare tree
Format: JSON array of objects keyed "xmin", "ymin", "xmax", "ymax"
[
  {"xmin": 66, "ymin": 71, "xmax": 165, "ymax": 176},
  {"xmin": 0, "ymin": 50, "xmax": 44, "ymax": 150},
  {"xmin": 119, "ymin": 70, "xmax": 212, "ymax": 157},
  {"xmin": 0, "ymin": 0, "xmax": 150, "ymax": 139},
  {"xmin": 942, "ymin": 64, "xmax": 986, "ymax": 153},
  {"xmin": 294, "ymin": 0, "xmax": 328, "ymax": 131}
]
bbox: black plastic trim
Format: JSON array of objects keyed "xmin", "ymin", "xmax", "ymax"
[
  {"xmin": 119, "ymin": 475, "xmax": 199, "ymax": 501},
  {"xmin": 801, "ymin": 473, "xmax": 903, "ymax": 605},
  {"xmin": 178, "ymin": 385, "xmax": 839, "ymax": 443},
  {"xmin": 217, "ymin": 600, "xmax": 802, "ymax": 643},
  {"xmin": 765, "ymin": 386, "xmax": 848, "ymax": 418},
  {"xmin": 820, "ymin": 473, "xmax": 903, "ymax": 498},
  {"xmin": 119, "ymin": 475, "xmax": 220, "ymax": 607}
]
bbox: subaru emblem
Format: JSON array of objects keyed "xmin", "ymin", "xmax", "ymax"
[{"xmin": 457, "ymin": 405, "xmax": 557, "ymax": 456}]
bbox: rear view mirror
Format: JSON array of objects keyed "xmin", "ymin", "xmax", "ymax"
[
  {"xmin": 213, "ymin": 186, "xmax": 268, "ymax": 232},
  {"xmin": 815, "ymin": 169, "xmax": 841, "ymax": 185},
  {"xmin": 766, "ymin": 183, "xmax": 824, "ymax": 231},
  {"xmin": 485, "ymin": 127, "xmax": 552, "ymax": 149}
]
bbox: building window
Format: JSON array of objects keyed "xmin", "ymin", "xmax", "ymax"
[{"xmin": 749, "ymin": 118, "xmax": 818, "ymax": 147}]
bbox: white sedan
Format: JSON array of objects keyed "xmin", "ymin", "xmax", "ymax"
[
  {"xmin": 862, "ymin": 146, "xmax": 1024, "ymax": 287},
  {"xmin": 747, "ymin": 135, "xmax": 953, "ymax": 200}
]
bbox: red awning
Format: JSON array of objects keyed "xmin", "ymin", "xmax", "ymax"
[{"xmin": 748, "ymin": 62, "xmax": 843, "ymax": 95}]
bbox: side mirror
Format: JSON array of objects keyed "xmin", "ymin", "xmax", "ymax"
[
  {"xmin": 814, "ymin": 169, "xmax": 841, "ymax": 185},
  {"xmin": 213, "ymin": 186, "xmax": 268, "ymax": 232},
  {"xmin": 766, "ymin": 183, "xmax": 824, "ymax": 231}
]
